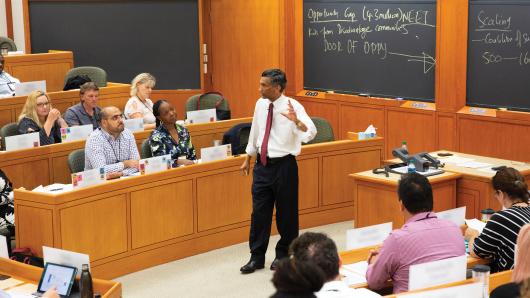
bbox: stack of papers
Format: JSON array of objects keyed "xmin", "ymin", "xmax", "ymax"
[
  {"xmin": 465, "ymin": 219, "xmax": 486, "ymax": 234},
  {"xmin": 0, "ymin": 278, "xmax": 24, "ymax": 291},
  {"xmin": 340, "ymin": 261, "xmax": 368, "ymax": 286},
  {"xmin": 32, "ymin": 183, "xmax": 73, "ymax": 193}
]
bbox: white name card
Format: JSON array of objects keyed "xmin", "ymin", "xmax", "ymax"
[
  {"xmin": 124, "ymin": 118, "xmax": 144, "ymax": 132},
  {"xmin": 43, "ymin": 246, "xmax": 90, "ymax": 274},
  {"xmin": 139, "ymin": 154, "xmax": 171, "ymax": 175},
  {"xmin": 14, "ymin": 80, "xmax": 46, "ymax": 96},
  {"xmin": 346, "ymin": 222, "xmax": 392, "ymax": 250},
  {"xmin": 436, "ymin": 206, "xmax": 466, "ymax": 226},
  {"xmin": 5, "ymin": 132, "xmax": 39, "ymax": 151},
  {"xmin": 60, "ymin": 124, "xmax": 93, "ymax": 142},
  {"xmin": 0, "ymin": 235, "xmax": 8, "ymax": 259},
  {"xmin": 397, "ymin": 282, "xmax": 482, "ymax": 298},
  {"xmin": 409, "ymin": 255, "xmax": 467, "ymax": 291},
  {"xmin": 186, "ymin": 108, "xmax": 216, "ymax": 124},
  {"xmin": 200, "ymin": 144, "xmax": 232, "ymax": 163},
  {"xmin": 71, "ymin": 167, "xmax": 105, "ymax": 189}
]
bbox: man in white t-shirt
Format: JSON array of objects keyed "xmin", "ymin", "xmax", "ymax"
[{"xmin": 290, "ymin": 232, "xmax": 381, "ymax": 298}]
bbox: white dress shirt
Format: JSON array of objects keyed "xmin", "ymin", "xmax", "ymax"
[
  {"xmin": 0, "ymin": 71, "xmax": 20, "ymax": 98},
  {"xmin": 245, "ymin": 94, "xmax": 316, "ymax": 158},
  {"xmin": 316, "ymin": 281, "xmax": 381, "ymax": 298}
]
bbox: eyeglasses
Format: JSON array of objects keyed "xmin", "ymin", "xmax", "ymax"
[
  {"xmin": 105, "ymin": 114, "xmax": 124, "ymax": 121},
  {"xmin": 36, "ymin": 102, "xmax": 50, "ymax": 108}
]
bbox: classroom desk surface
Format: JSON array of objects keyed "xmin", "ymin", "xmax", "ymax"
[
  {"xmin": 0, "ymin": 117, "xmax": 252, "ymax": 189},
  {"xmin": 350, "ymin": 170, "xmax": 462, "ymax": 228},
  {"xmin": 0, "ymin": 258, "xmax": 121, "ymax": 298},
  {"xmin": 13, "ymin": 136, "xmax": 384, "ymax": 279},
  {"xmin": 2, "ymin": 51, "xmax": 74, "ymax": 93},
  {"xmin": 386, "ymin": 151, "xmax": 530, "ymax": 218}
]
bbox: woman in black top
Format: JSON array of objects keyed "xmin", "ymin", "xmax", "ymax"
[
  {"xmin": 465, "ymin": 167, "xmax": 530, "ymax": 273},
  {"xmin": 17, "ymin": 90, "xmax": 68, "ymax": 146}
]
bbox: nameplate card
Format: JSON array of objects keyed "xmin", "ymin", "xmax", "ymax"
[
  {"xmin": 14, "ymin": 80, "xmax": 46, "ymax": 96},
  {"xmin": 124, "ymin": 118, "xmax": 144, "ymax": 132},
  {"xmin": 71, "ymin": 167, "xmax": 105, "ymax": 189},
  {"xmin": 397, "ymin": 282, "xmax": 482, "ymax": 298},
  {"xmin": 139, "ymin": 154, "xmax": 171, "ymax": 175},
  {"xmin": 346, "ymin": 222, "xmax": 392, "ymax": 250},
  {"xmin": 408, "ymin": 255, "xmax": 467, "ymax": 291},
  {"xmin": 436, "ymin": 206, "xmax": 466, "ymax": 226},
  {"xmin": 186, "ymin": 108, "xmax": 216, "ymax": 124},
  {"xmin": 43, "ymin": 246, "xmax": 90, "ymax": 274},
  {"xmin": 201, "ymin": 144, "xmax": 232, "ymax": 163},
  {"xmin": 60, "ymin": 124, "xmax": 93, "ymax": 142},
  {"xmin": 4, "ymin": 132, "xmax": 39, "ymax": 151}
]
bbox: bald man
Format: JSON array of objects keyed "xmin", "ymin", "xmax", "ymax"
[{"xmin": 84, "ymin": 106, "xmax": 140, "ymax": 176}]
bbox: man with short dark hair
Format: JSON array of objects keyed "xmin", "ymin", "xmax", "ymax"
[
  {"xmin": 0, "ymin": 54, "xmax": 20, "ymax": 98},
  {"xmin": 366, "ymin": 173, "xmax": 465, "ymax": 294},
  {"xmin": 64, "ymin": 82, "xmax": 101, "ymax": 129},
  {"xmin": 239, "ymin": 69, "xmax": 317, "ymax": 274},
  {"xmin": 84, "ymin": 106, "xmax": 139, "ymax": 177},
  {"xmin": 290, "ymin": 232, "xmax": 381, "ymax": 297}
]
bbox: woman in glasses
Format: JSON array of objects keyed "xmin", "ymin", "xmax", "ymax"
[{"xmin": 17, "ymin": 90, "xmax": 68, "ymax": 146}]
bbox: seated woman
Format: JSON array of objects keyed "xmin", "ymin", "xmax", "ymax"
[
  {"xmin": 491, "ymin": 224, "xmax": 530, "ymax": 298},
  {"xmin": 466, "ymin": 167, "xmax": 530, "ymax": 273},
  {"xmin": 149, "ymin": 100, "xmax": 196, "ymax": 166},
  {"xmin": 0, "ymin": 169, "xmax": 14, "ymax": 233},
  {"xmin": 17, "ymin": 90, "xmax": 68, "ymax": 146},
  {"xmin": 124, "ymin": 73, "xmax": 156, "ymax": 130}
]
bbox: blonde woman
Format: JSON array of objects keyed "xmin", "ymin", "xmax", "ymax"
[
  {"xmin": 124, "ymin": 73, "xmax": 156, "ymax": 129},
  {"xmin": 491, "ymin": 224, "xmax": 530, "ymax": 298},
  {"xmin": 17, "ymin": 91, "xmax": 68, "ymax": 145}
]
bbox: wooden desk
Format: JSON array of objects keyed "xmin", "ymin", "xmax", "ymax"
[
  {"xmin": 350, "ymin": 170, "xmax": 461, "ymax": 228},
  {"xmin": 0, "ymin": 258, "xmax": 121, "ymax": 298},
  {"xmin": 2, "ymin": 51, "xmax": 74, "ymax": 93},
  {"xmin": 386, "ymin": 151, "xmax": 530, "ymax": 218},
  {"xmin": 0, "ymin": 117, "xmax": 252, "ymax": 189},
  {"xmin": 0, "ymin": 82, "xmax": 130, "ymax": 128},
  {"xmin": 13, "ymin": 137, "xmax": 384, "ymax": 279}
]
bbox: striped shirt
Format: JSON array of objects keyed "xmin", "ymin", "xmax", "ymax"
[
  {"xmin": 473, "ymin": 205, "xmax": 530, "ymax": 272},
  {"xmin": 366, "ymin": 212, "xmax": 465, "ymax": 293},
  {"xmin": 84, "ymin": 127, "xmax": 140, "ymax": 176}
]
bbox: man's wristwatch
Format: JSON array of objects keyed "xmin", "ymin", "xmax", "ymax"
[{"xmin": 295, "ymin": 120, "xmax": 304, "ymax": 129}]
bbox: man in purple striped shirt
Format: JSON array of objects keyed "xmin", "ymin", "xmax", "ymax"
[{"xmin": 365, "ymin": 173, "xmax": 465, "ymax": 294}]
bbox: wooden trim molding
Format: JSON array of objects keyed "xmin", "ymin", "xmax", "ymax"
[
  {"xmin": 22, "ymin": 0, "xmax": 31, "ymax": 53},
  {"xmin": 5, "ymin": 0, "xmax": 14, "ymax": 39}
]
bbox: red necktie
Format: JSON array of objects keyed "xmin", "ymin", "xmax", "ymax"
[{"xmin": 260, "ymin": 103, "xmax": 274, "ymax": 166}]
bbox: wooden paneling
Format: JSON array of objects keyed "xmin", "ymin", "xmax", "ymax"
[
  {"xmin": 437, "ymin": 113, "xmax": 457, "ymax": 151},
  {"xmin": 151, "ymin": 90, "xmax": 203, "ymax": 121},
  {"xmin": 298, "ymin": 157, "xmax": 319, "ymax": 210},
  {"xmin": 208, "ymin": 0, "xmax": 282, "ymax": 118},
  {"xmin": 60, "ymin": 195, "xmax": 128, "ymax": 260},
  {"xmin": 298, "ymin": 99, "xmax": 339, "ymax": 139},
  {"xmin": 356, "ymin": 183, "xmax": 403, "ymax": 228},
  {"xmin": 131, "ymin": 181, "xmax": 194, "ymax": 248},
  {"xmin": 386, "ymin": 109, "xmax": 436, "ymax": 157},
  {"xmin": 340, "ymin": 104, "xmax": 385, "ymax": 140},
  {"xmin": 197, "ymin": 169, "xmax": 253, "ymax": 231},
  {"xmin": 432, "ymin": 181, "xmax": 457, "ymax": 212},
  {"xmin": 2, "ymin": 159, "xmax": 49, "ymax": 190},
  {"xmin": 457, "ymin": 187, "xmax": 480, "ymax": 219},
  {"xmin": 16, "ymin": 205, "xmax": 54, "ymax": 256},
  {"xmin": 322, "ymin": 150, "xmax": 382, "ymax": 206}
]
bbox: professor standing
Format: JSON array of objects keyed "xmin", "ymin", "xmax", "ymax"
[{"xmin": 240, "ymin": 69, "xmax": 317, "ymax": 274}]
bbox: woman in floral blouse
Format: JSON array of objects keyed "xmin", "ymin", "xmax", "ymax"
[
  {"xmin": 0, "ymin": 169, "xmax": 14, "ymax": 232},
  {"xmin": 149, "ymin": 100, "xmax": 196, "ymax": 166}
]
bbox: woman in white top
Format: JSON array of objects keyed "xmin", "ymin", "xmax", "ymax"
[{"xmin": 124, "ymin": 73, "xmax": 156, "ymax": 129}]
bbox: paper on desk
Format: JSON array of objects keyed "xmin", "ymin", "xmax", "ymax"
[
  {"xmin": 32, "ymin": 183, "xmax": 72, "ymax": 194},
  {"xmin": 397, "ymin": 282, "xmax": 482, "ymax": 298},
  {"xmin": 438, "ymin": 156, "xmax": 473, "ymax": 165},
  {"xmin": 436, "ymin": 207, "xmax": 466, "ymax": 226},
  {"xmin": 477, "ymin": 167, "xmax": 497, "ymax": 174},
  {"xmin": 457, "ymin": 161, "xmax": 492, "ymax": 169},
  {"xmin": 346, "ymin": 222, "xmax": 392, "ymax": 250},
  {"xmin": 409, "ymin": 255, "xmax": 467, "ymax": 291},
  {"xmin": 5, "ymin": 283, "xmax": 37, "ymax": 295},
  {"xmin": 466, "ymin": 219, "xmax": 486, "ymax": 234},
  {"xmin": 0, "ymin": 235, "xmax": 7, "ymax": 259},
  {"xmin": 0, "ymin": 278, "xmax": 24, "ymax": 290},
  {"xmin": 341, "ymin": 261, "xmax": 368, "ymax": 286}
]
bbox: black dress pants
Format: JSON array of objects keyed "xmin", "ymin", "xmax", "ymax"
[{"xmin": 249, "ymin": 154, "xmax": 299, "ymax": 263}]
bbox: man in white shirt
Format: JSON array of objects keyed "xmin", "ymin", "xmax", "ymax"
[
  {"xmin": 240, "ymin": 69, "xmax": 317, "ymax": 274},
  {"xmin": 290, "ymin": 232, "xmax": 381, "ymax": 298},
  {"xmin": 0, "ymin": 55, "xmax": 20, "ymax": 98}
]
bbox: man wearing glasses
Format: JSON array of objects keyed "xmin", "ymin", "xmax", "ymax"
[
  {"xmin": 0, "ymin": 55, "xmax": 20, "ymax": 98},
  {"xmin": 84, "ymin": 106, "xmax": 140, "ymax": 177}
]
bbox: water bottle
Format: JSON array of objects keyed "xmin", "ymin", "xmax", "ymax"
[
  {"xmin": 472, "ymin": 265, "xmax": 490, "ymax": 298},
  {"xmin": 401, "ymin": 141, "xmax": 408, "ymax": 152},
  {"xmin": 80, "ymin": 264, "xmax": 93, "ymax": 298},
  {"xmin": 407, "ymin": 160, "xmax": 416, "ymax": 173}
]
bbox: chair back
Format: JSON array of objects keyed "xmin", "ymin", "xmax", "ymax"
[
  {"xmin": 306, "ymin": 117, "xmax": 334, "ymax": 145},
  {"xmin": 0, "ymin": 37, "xmax": 17, "ymax": 51},
  {"xmin": 185, "ymin": 92, "xmax": 230, "ymax": 112},
  {"xmin": 140, "ymin": 139, "xmax": 153, "ymax": 159},
  {"xmin": 222, "ymin": 122, "xmax": 252, "ymax": 155},
  {"xmin": 67, "ymin": 149, "xmax": 85, "ymax": 174},
  {"xmin": 0, "ymin": 123, "xmax": 19, "ymax": 150},
  {"xmin": 64, "ymin": 66, "xmax": 108, "ymax": 87}
]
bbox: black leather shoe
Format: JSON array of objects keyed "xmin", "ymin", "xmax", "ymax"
[
  {"xmin": 240, "ymin": 259, "xmax": 264, "ymax": 274},
  {"xmin": 270, "ymin": 258, "xmax": 280, "ymax": 271}
]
